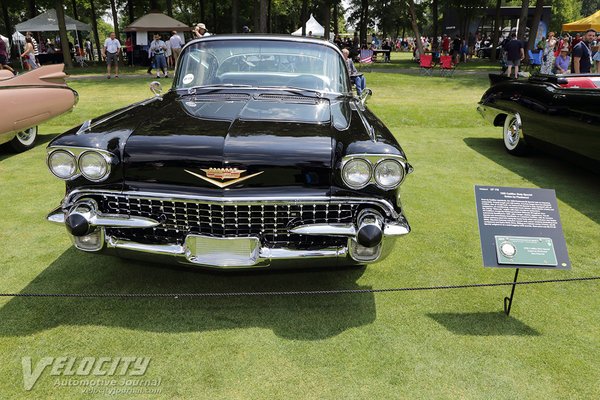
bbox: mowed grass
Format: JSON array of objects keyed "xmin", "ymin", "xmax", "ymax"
[{"xmin": 0, "ymin": 72, "xmax": 599, "ymax": 399}]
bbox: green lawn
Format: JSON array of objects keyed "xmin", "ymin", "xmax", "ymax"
[{"xmin": 0, "ymin": 72, "xmax": 599, "ymax": 399}]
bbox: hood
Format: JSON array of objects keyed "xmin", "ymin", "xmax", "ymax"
[{"xmin": 122, "ymin": 92, "xmax": 335, "ymax": 195}]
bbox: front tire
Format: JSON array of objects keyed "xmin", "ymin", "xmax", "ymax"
[
  {"xmin": 502, "ymin": 114, "xmax": 528, "ymax": 156},
  {"xmin": 9, "ymin": 126, "xmax": 38, "ymax": 153}
]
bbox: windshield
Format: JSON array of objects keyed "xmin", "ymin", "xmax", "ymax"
[{"xmin": 175, "ymin": 39, "xmax": 350, "ymax": 93}]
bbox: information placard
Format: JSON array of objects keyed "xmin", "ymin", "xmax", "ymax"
[{"xmin": 475, "ymin": 185, "xmax": 571, "ymax": 269}]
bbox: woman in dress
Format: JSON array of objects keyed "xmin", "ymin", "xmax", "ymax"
[
  {"xmin": 20, "ymin": 37, "xmax": 38, "ymax": 70},
  {"xmin": 540, "ymin": 32, "xmax": 557, "ymax": 75}
]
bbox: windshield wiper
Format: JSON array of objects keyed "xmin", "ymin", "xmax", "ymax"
[{"xmin": 180, "ymin": 84, "xmax": 254, "ymax": 95}]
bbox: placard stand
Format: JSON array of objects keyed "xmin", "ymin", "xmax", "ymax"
[{"xmin": 503, "ymin": 268, "xmax": 519, "ymax": 316}]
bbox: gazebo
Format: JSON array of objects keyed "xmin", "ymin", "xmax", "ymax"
[
  {"xmin": 124, "ymin": 12, "xmax": 190, "ymax": 46},
  {"xmin": 562, "ymin": 10, "xmax": 600, "ymax": 32}
]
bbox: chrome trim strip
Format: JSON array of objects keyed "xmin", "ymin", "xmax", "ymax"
[
  {"xmin": 63, "ymin": 189, "xmax": 400, "ymax": 219},
  {"xmin": 383, "ymin": 222, "xmax": 410, "ymax": 236},
  {"xmin": 90, "ymin": 214, "xmax": 160, "ymax": 229},
  {"xmin": 289, "ymin": 223, "xmax": 356, "ymax": 237},
  {"xmin": 47, "ymin": 207, "xmax": 65, "ymax": 224},
  {"xmin": 107, "ymin": 237, "xmax": 185, "ymax": 255}
]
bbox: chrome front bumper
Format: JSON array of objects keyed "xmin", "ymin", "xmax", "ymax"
[{"xmin": 47, "ymin": 191, "xmax": 410, "ymax": 269}]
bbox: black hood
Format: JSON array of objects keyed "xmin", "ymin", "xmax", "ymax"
[{"xmin": 122, "ymin": 92, "xmax": 335, "ymax": 194}]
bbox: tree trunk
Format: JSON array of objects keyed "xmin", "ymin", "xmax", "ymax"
[
  {"xmin": 1, "ymin": 0, "xmax": 11, "ymax": 39},
  {"xmin": 259, "ymin": 0, "xmax": 268, "ymax": 33},
  {"xmin": 212, "ymin": 0, "xmax": 217, "ymax": 32},
  {"xmin": 267, "ymin": 0, "xmax": 271, "ymax": 33},
  {"xmin": 517, "ymin": 0, "xmax": 529, "ymax": 41},
  {"xmin": 90, "ymin": 0, "xmax": 102, "ymax": 62},
  {"xmin": 55, "ymin": 0, "xmax": 73, "ymax": 68},
  {"xmin": 231, "ymin": 0, "xmax": 238, "ymax": 33},
  {"xmin": 332, "ymin": 1, "xmax": 338, "ymax": 37},
  {"xmin": 200, "ymin": 0, "xmax": 205, "ymax": 22},
  {"xmin": 527, "ymin": 0, "xmax": 544, "ymax": 53},
  {"xmin": 150, "ymin": 0, "xmax": 159, "ymax": 10},
  {"xmin": 300, "ymin": 0, "xmax": 308, "ymax": 36},
  {"xmin": 323, "ymin": 0, "xmax": 330, "ymax": 40},
  {"xmin": 71, "ymin": 0, "xmax": 83, "ymax": 52},
  {"xmin": 408, "ymin": 0, "xmax": 423, "ymax": 56},
  {"xmin": 432, "ymin": 0, "xmax": 438, "ymax": 40},
  {"xmin": 359, "ymin": 0, "xmax": 368, "ymax": 45},
  {"xmin": 109, "ymin": 0, "xmax": 120, "ymax": 39},
  {"xmin": 166, "ymin": 0, "xmax": 173, "ymax": 17},
  {"xmin": 490, "ymin": 0, "xmax": 501, "ymax": 61},
  {"xmin": 127, "ymin": 0, "xmax": 134, "ymax": 23},
  {"xmin": 28, "ymin": 0, "xmax": 37, "ymax": 19},
  {"xmin": 253, "ymin": 0, "xmax": 259, "ymax": 33}
]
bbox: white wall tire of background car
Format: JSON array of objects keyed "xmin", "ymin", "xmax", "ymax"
[{"xmin": 9, "ymin": 126, "xmax": 38, "ymax": 153}]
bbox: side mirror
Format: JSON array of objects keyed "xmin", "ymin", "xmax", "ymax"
[
  {"xmin": 150, "ymin": 81, "xmax": 162, "ymax": 97},
  {"xmin": 359, "ymin": 88, "xmax": 372, "ymax": 106}
]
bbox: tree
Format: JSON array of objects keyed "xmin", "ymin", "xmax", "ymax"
[
  {"xmin": 517, "ymin": 0, "xmax": 529, "ymax": 41},
  {"xmin": 323, "ymin": 0, "xmax": 330, "ymax": 40},
  {"xmin": 89, "ymin": 0, "xmax": 102, "ymax": 62},
  {"xmin": 408, "ymin": 0, "xmax": 423, "ymax": 55},
  {"xmin": 490, "ymin": 0, "xmax": 501, "ymax": 61},
  {"xmin": 527, "ymin": 0, "xmax": 544, "ymax": 53},
  {"xmin": 55, "ymin": 0, "xmax": 73, "ymax": 68},
  {"xmin": 232, "ymin": 0, "xmax": 238, "ymax": 33},
  {"xmin": 259, "ymin": 0, "xmax": 268, "ymax": 32},
  {"xmin": 109, "ymin": 0, "xmax": 119, "ymax": 39}
]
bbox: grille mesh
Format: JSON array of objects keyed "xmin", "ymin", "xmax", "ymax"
[{"xmin": 88, "ymin": 194, "xmax": 365, "ymax": 248}]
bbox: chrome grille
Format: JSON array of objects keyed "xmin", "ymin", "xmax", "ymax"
[{"xmin": 88, "ymin": 194, "xmax": 366, "ymax": 248}]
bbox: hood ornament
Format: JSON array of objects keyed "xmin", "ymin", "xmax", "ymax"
[{"xmin": 185, "ymin": 168, "xmax": 263, "ymax": 188}]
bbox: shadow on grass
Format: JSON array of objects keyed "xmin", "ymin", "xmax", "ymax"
[
  {"xmin": 0, "ymin": 248, "xmax": 376, "ymax": 340},
  {"xmin": 464, "ymin": 137, "xmax": 600, "ymax": 225},
  {"xmin": 427, "ymin": 312, "xmax": 540, "ymax": 336},
  {"xmin": 0, "ymin": 132, "xmax": 58, "ymax": 162}
]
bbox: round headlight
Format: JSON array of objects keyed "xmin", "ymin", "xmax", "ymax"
[
  {"xmin": 48, "ymin": 150, "xmax": 77, "ymax": 179},
  {"xmin": 79, "ymin": 151, "xmax": 109, "ymax": 181},
  {"xmin": 374, "ymin": 159, "xmax": 404, "ymax": 189},
  {"xmin": 342, "ymin": 158, "xmax": 371, "ymax": 189}
]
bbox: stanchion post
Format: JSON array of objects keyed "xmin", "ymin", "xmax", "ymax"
[{"xmin": 503, "ymin": 268, "xmax": 520, "ymax": 316}]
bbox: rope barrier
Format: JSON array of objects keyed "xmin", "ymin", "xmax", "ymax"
[{"xmin": 0, "ymin": 276, "xmax": 598, "ymax": 298}]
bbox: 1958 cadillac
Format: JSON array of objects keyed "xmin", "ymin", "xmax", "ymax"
[
  {"xmin": 0, "ymin": 64, "xmax": 77, "ymax": 152},
  {"xmin": 477, "ymin": 74, "xmax": 600, "ymax": 173},
  {"xmin": 46, "ymin": 35, "xmax": 412, "ymax": 269}
]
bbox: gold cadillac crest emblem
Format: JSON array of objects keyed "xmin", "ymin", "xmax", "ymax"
[{"xmin": 185, "ymin": 167, "xmax": 263, "ymax": 188}]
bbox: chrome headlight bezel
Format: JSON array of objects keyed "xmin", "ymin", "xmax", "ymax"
[
  {"xmin": 46, "ymin": 147, "xmax": 113, "ymax": 182},
  {"xmin": 48, "ymin": 150, "xmax": 78, "ymax": 180},
  {"xmin": 79, "ymin": 151, "xmax": 110, "ymax": 182},
  {"xmin": 340, "ymin": 154, "xmax": 411, "ymax": 190},
  {"xmin": 341, "ymin": 158, "xmax": 372, "ymax": 189},
  {"xmin": 374, "ymin": 159, "xmax": 405, "ymax": 189}
]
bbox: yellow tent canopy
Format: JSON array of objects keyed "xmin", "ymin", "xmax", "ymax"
[{"xmin": 562, "ymin": 10, "xmax": 600, "ymax": 32}]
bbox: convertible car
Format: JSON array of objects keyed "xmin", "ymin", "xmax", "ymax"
[
  {"xmin": 478, "ymin": 74, "xmax": 600, "ymax": 172},
  {"xmin": 45, "ymin": 35, "xmax": 413, "ymax": 269},
  {"xmin": 0, "ymin": 64, "xmax": 78, "ymax": 152}
]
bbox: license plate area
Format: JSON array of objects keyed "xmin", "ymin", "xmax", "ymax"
[{"xmin": 184, "ymin": 235, "xmax": 261, "ymax": 267}]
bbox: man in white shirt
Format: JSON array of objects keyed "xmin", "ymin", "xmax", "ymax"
[
  {"xmin": 169, "ymin": 31, "xmax": 184, "ymax": 62},
  {"xmin": 149, "ymin": 34, "xmax": 169, "ymax": 78},
  {"xmin": 102, "ymin": 32, "xmax": 121, "ymax": 79}
]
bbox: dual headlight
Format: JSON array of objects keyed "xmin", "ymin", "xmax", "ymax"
[
  {"xmin": 47, "ymin": 148, "xmax": 111, "ymax": 181},
  {"xmin": 341, "ymin": 155, "xmax": 409, "ymax": 190}
]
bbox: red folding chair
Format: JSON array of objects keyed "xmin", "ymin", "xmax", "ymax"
[
  {"xmin": 439, "ymin": 55, "xmax": 456, "ymax": 77},
  {"xmin": 419, "ymin": 54, "xmax": 434, "ymax": 76}
]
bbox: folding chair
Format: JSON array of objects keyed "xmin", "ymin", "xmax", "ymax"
[
  {"xmin": 439, "ymin": 55, "xmax": 456, "ymax": 77},
  {"xmin": 357, "ymin": 49, "xmax": 373, "ymax": 73},
  {"xmin": 419, "ymin": 54, "xmax": 434, "ymax": 76},
  {"xmin": 527, "ymin": 50, "xmax": 542, "ymax": 71}
]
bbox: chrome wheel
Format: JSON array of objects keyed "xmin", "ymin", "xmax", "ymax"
[{"xmin": 502, "ymin": 114, "xmax": 528, "ymax": 155}]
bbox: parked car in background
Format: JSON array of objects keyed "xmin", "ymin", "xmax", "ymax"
[
  {"xmin": 0, "ymin": 64, "xmax": 78, "ymax": 152},
  {"xmin": 477, "ymin": 74, "xmax": 600, "ymax": 173},
  {"xmin": 45, "ymin": 35, "xmax": 413, "ymax": 270}
]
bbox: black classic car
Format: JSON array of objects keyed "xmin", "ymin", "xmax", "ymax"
[
  {"xmin": 45, "ymin": 35, "xmax": 412, "ymax": 269},
  {"xmin": 478, "ymin": 74, "xmax": 600, "ymax": 172}
]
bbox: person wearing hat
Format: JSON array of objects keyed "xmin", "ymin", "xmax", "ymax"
[
  {"xmin": 193, "ymin": 23, "xmax": 211, "ymax": 38},
  {"xmin": 555, "ymin": 46, "xmax": 570, "ymax": 75}
]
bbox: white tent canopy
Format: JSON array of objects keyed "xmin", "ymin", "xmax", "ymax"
[
  {"xmin": 11, "ymin": 31, "xmax": 25, "ymax": 43},
  {"xmin": 15, "ymin": 9, "xmax": 91, "ymax": 32},
  {"xmin": 291, "ymin": 14, "xmax": 332, "ymax": 37}
]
